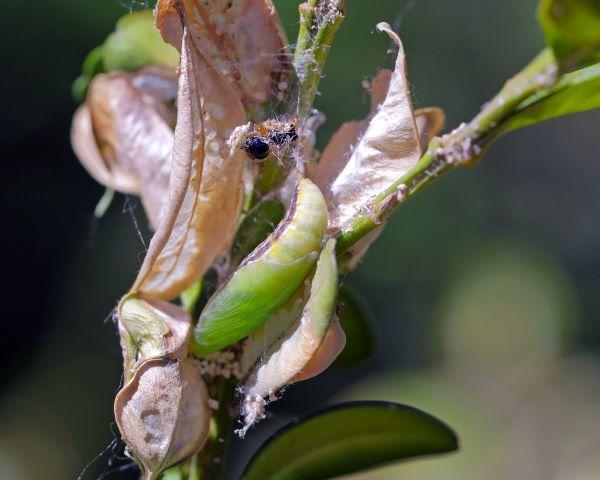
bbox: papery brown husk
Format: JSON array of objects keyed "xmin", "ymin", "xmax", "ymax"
[
  {"xmin": 76, "ymin": 68, "xmax": 177, "ymax": 229},
  {"xmin": 133, "ymin": 22, "xmax": 247, "ymax": 300},
  {"xmin": 290, "ymin": 315, "xmax": 346, "ymax": 382},
  {"xmin": 115, "ymin": 358, "xmax": 210, "ymax": 479},
  {"xmin": 244, "ymin": 314, "xmax": 345, "ymax": 399},
  {"xmin": 415, "ymin": 106, "xmax": 445, "ymax": 149},
  {"xmin": 308, "ymin": 24, "xmax": 445, "ymax": 269},
  {"xmin": 156, "ymin": 0, "xmax": 289, "ymax": 110},
  {"xmin": 311, "ymin": 23, "xmax": 422, "ymax": 229},
  {"xmin": 71, "ymin": 104, "xmax": 138, "ymax": 194}
]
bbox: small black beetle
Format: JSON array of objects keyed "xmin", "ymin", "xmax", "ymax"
[{"xmin": 243, "ymin": 136, "xmax": 270, "ymax": 160}]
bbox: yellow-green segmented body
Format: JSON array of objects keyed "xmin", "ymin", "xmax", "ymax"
[{"xmin": 192, "ymin": 178, "xmax": 328, "ymax": 356}]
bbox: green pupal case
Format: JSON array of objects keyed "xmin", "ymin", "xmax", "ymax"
[{"xmin": 192, "ymin": 178, "xmax": 328, "ymax": 356}]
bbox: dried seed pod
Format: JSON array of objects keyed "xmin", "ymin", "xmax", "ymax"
[
  {"xmin": 311, "ymin": 23, "xmax": 423, "ymax": 229},
  {"xmin": 115, "ymin": 358, "xmax": 210, "ymax": 479},
  {"xmin": 71, "ymin": 105, "xmax": 133, "ymax": 191},
  {"xmin": 307, "ymin": 69, "xmax": 391, "ymax": 195},
  {"xmin": 338, "ymin": 106, "xmax": 444, "ymax": 270},
  {"xmin": 79, "ymin": 70, "xmax": 176, "ymax": 229},
  {"xmin": 118, "ymin": 293, "xmax": 192, "ymax": 379},
  {"xmin": 132, "ymin": 25, "xmax": 247, "ymax": 300},
  {"xmin": 156, "ymin": 0, "xmax": 289, "ymax": 108},
  {"xmin": 237, "ymin": 239, "xmax": 343, "ymax": 436},
  {"xmin": 193, "ymin": 178, "xmax": 328, "ymax": 356}
]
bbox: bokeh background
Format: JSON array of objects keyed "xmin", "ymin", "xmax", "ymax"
[{"xmin": 1, "ymin": 0, "xmax": 599, "ymax": 478}]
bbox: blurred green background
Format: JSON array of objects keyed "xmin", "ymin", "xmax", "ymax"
[{"xmin": 1, "ymin": 0, "xmax": 599, "ymax": 479}]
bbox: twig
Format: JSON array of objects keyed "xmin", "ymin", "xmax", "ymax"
[{"xmin": 293, "ymin": 0, "xmax": 346, "ymax": 117}]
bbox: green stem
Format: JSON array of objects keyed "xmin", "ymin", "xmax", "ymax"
[
  {"xmin": 293, "ymin": 0, "xmax": 346, "ymax": 117},
  {"xmin": 186, "ymin": 4, "xmax": 348, "ymax": 479},
  {"xmin": 180, "ymin": 280, "xmax": 235, "ymax": 480},
  {"xmin": 336, "ymin": 48, "xmax": 559, "ymax": 254},
  {"xmin": 93, "ymin": 187, "xmax": 115, "ymax": 219},
  {"xmin": 196, "ymin": 378, "xmax": 236, "ymax": 480}
]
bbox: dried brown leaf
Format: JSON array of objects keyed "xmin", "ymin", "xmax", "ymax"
[
  {"xmin": 312, "ymin": 23, "xmax": 421, "ymax": 229},
  {"xmin": 71, "ymin": 105, "xmax": 130, "ymax": 191},
  {"xmin": 308, "ymin": 69, "xmax": 392, "ymax": 193},
  {"xmin": 415, "ymin": 106, "xmax": 445, "ymax": 149},
  {"xmin": 83, "ymin": 70, "xmax": 175, "ymax": 228},
  {"xmin": 133, "ymin": 24, "xmax": 247, "ymax": 300},
  {"xmin": 156, "ymin": 0, "xmax": 289, "ymax": 108},
  {"xmin": 290, "ymin": 315, "xmax": 346, "ymax": 382}
]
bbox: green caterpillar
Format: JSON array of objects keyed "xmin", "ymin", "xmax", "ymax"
[{"xmin": 192, "ymin": 178, "xmax": 328, "ymax": 356}]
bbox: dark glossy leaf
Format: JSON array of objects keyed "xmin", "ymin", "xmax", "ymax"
[
  {"xmin": 493, "ymin": 62, "xmax": 600, "ymax": 137},
  {"xmin": 242, "ymin": 401, "xmax": 459, "ymax": 480},
  {"xmin": 334, "ymin": 286, "xmax": 375, "ymax": 368},
  {"xmin": 231, "ymin": 200, "xmax": 286, "ymax": 267},
  {"xmin": 538, "ymin": 0, "xmax": 600, "ymax": 71}
]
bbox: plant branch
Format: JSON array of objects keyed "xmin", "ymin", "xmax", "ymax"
[
  {"xmin": 335, "ymin": 48, "xmax": 559, "ymax": 254},
  {"xmin": 186, "ymin": 5, "xmax": 349, "ymax": 479},
  {"xmin": 196, "ymin": 378, "xmax": 236, "ymax": 480},
  {"xmin": 293, "ymin": 0, "xmax": 346, "ymax": 117}
]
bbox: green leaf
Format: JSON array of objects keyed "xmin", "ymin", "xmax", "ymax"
[
  {"xmin": 242, "ymin": 401, "xmax": 459, "ymax": 480},
  {"xmin": 161, "ymin": 467, "xmax": 183, "ymax": 480},
  {"xmin": 493, "ymin": 62, "xmax": 600, "ymax": 137},
  {"xmin": 72, "ymin": 45, "xmax": 106, "ymax": 102},
  {"xmin": 72, "ymin": 10, "xmax": 180, "ymax": 102},
  {"xmin": 238, "ymin": 240, "xmax": 341, "ymax": 436},
  {"xmin": 334, "ymin": 286, "xmax": 375, "ymax": 368},
  {"xmin": 82, "ymin": 44, "xmax": 106, "ymax": 76},
  {"xmin": 232, "ymin": 200, "xmax": 286, "ymax": 267},
  {"xmin": 71, "ymin": 75, "xmax": 90, "ymax": 102},
  {"xmin": 538, "ymin": 0, "xmax": 600, "ymax": 71},
  {"xmin": 103, "ymin": 10, "xmax": 179, "ymax": 72}
]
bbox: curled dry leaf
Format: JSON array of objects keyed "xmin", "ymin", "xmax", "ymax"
[
  {"xmin": 88, "ymin": 70, "xmax": 176, "ymax": 227},
  {"xmin": 71, "ymin": 105, "xmax": 129, "ymax": 190},
  {"xmin": 237, "ymin": 239, "xmax": 342, "ymax": 436},
  {"xmin": 415, "ymin": 107, "xmax": 445, "ymax": 149},
  {"xmin": 156, "ymin": 0, "xmax": 289, "ymax": 109},
  {"xmin": 133, "ymin": 20, "xmax": 247, "ymax": 300},
  {"xmin": 118, "ymin": 293, "xmax": 192, "ymax": 380},
  {"xmin": 308, "ymin": 70, "xmax": 390, "ymax": 194},
  {"xmin": 193, "ymin": 178, "xmax": 328, "ymax": 356},
  {"xmin": 311, "ymin": 22, "xmax": 422, "ymax": 229},
  {"xmin": 291, "ymin": 315, "xmax": 345, "ymax": 382},
  {"xmin": 340, "ymin": 106, "xmax": 444, "ymax": 269},
  {"xmin": 72, "ymin": 68, "xmax": 177, "ymax": 229},
  {"xmin": 115, "ymin": 358, "xmax": 210, "ymax": 480}
]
